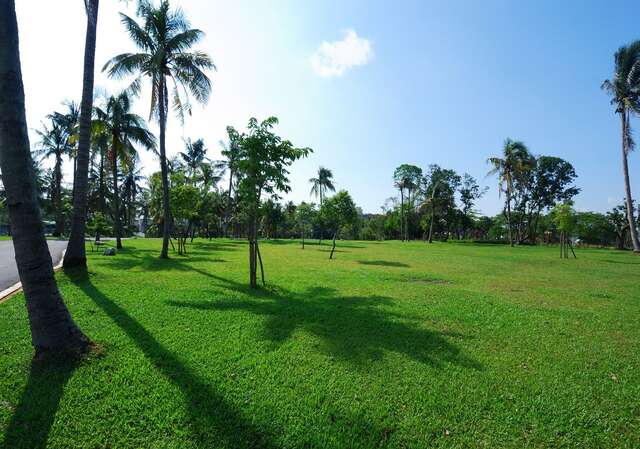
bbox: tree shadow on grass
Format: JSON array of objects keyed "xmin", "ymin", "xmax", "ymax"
[
  {"xmin": 1, "ymin": 360, "xmax": 78, "ymax": 449},
  {"xmin": 358, "ymin": 260, "xmax": 410, "ymax": 268},
  {"xmin": 66, "ymin": 269, "xmax": 277, "ymax": 449},
  {"xmin": 168, "ymin": 284, "xmax": 480, "ymax": 370}
]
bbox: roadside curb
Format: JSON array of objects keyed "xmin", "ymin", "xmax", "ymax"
[{"xmin": 0, "ymin": 249, "xmax": 66, "ymax": 304}]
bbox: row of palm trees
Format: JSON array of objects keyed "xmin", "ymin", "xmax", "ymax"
[{"xmin": 0, "ymin": 0, "xmax": 214, "ymax": 356}]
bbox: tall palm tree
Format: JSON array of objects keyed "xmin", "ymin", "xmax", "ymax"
[
  {"xmin": 394, "ymin": 177, "xmax": 406, "ymax": 241},
  {"xmin": 65, "ymin": 0, "xmax": 100, "ymax": 268},
  {"xmin": 0, "ymin": 0, "xmax": 90, "ymax": 356},
  {"xmin": 35, "ymin": 116, "xmax": 74, "ymax": 236},
  {"xmin": 487, "ymin": 138, "xmax": 531, "ymax": 247},
  {"xmin": 121, "ymin": 159, "xmax": 145, "ymax": 231},
  {"xmin": 103, "ymin": 0, "xmax": 214, "ymax": 258},
  {"xmin": 603, "ymin": 42, "xmax": 640, "ymax": 253},
  {"xmin": 309, "ymin": 167, "xmax": 335, "ymax": 206},
  {"xmin": 219, "ymin": 126, "xmax": 241, "ymax": 237},
  {"xmin": 310, "ymin": 166, "xmax": 335, "ymax": 243},
  {"xmin": 94, "ymin": 92, "xmax": 155, "ymax": 249}
]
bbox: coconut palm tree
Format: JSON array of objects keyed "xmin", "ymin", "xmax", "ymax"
[
  {"xmin": 310, "ymin": 166, "xmax": 335, "ymax": 243},
  {"xmin": 602, "ymin": 42, "xmax": 640, "ymax": 253},
  {"xmin": 0, "ymin": 0, "xmax": 90, "ymax": 357},
  {"xmin": 65, "ymin": 0, "xmax": 100, "ymax": 268},
  {"xmin": 180, "ymin": 138, "xmax": 208, "ymax": 182},
  {"xmin": 219, "ymin": 127, "xmax": 241, "ymax": 237},
  {"xmin": 103, "ymin": 0, "xmax": 214, "ymax": 258},
  {"xmin": 35, "ymin": 116, "xmax": 74, "ymax": 236},
  {"xmin": 309, "ymin": 166, "xmax": 336, "ymax": 206},
  {"xmin": 94, "ymin": 92, "xmax": 155, "ymax": 249},
  {"xmin": 487, "ymin": 139, "xmax": 531, "ymax": 246}
]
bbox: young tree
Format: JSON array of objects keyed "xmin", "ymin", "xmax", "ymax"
[
  {"xmin": 234, "ymin": 117, "xmax": 311, "ymax": 288},
  {"xmin": 0, "ymin": 0, "xmax": 90, "ymax": 357},
  {"xmin": 64, "ymin": 0, "xmax": 100, "ymax": 268},
  {"xmin": 320, "ymin": 190, "xmax": 359, "ymax": 259},
  {"xmin": 552, "ymin": 203, "xmax": 577, "ymax": 258},
  {"xmin": 104, "ymin": 0, "xmax": 214, "ymax": 258},
  {"xmin": 602, "ymin": 42, "xmax": 640, "ymax": 253},
  {"xmin": 94, "ymin": 92, "xmax": 155, "ymax": 249},
  {"xmin": 295, "ymin": 202, "xmax": 316, "ymax": 249}
]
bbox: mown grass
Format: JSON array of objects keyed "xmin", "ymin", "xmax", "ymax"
[{"xmin": 1, "ymin": 238, "xmax": 639, "ymax": 448}]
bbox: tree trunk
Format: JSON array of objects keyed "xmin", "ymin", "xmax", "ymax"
[
  {"xmin": 54, "ymin": 153, "xmax": 63, "ymax": 236},
  {"xmin": 111, "ymin": 146, "xmax": 122, "ymax": 249},
  {"xmin": 0, "ymin": 0, "xmax": 90, "ymax": 357},
  {"xmin": 64, "ymin": 0, "xmax": 98, "ymax": 268},
  {"xmin": 329, "ymin": 232, "xmax": 337, "ymax": 259},
  {"xmin": 621, "ymin": 110, "xmax": 640, "ymax": 252},
  {"xmin": 428, "ymin": 206, "xmax": 435, "ymax": 243},
  {"xmin": 158, "ymin": 76, "xmax": 172, "ymax": 258},
  {"xmin": 399, "ymin": 188, "xmax": 404, "ymax": 242},
  {"xmin": 223, "ymin": 170, "xmax": 233, "ymax": 237},
  {"xmin": 505, "ymin": 189, "xmax": 513, "ymax": 246},
  {"xmin": 301, "ymin": 230, "xmax": 305, "ymax": 249}
]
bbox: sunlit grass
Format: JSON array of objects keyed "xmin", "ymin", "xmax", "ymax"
[{"xmin": 1, "ymin": 239, "xmax": 639, "ymax": 448}]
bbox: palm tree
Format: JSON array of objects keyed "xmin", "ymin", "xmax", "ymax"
[
  {"xmin": 35, "ymin": 116, "xmax": 74, "ymax": 236},
  {"xmin": 310, "ymin": 166, "xmax": 335, "ymax": 243},
  {"xmin": 65, "ymin": 0, "xmax": 100, "ymax": 268},
  {"xmin": 103, "ymin": 0, "xmax": 214, "ymax": 258},
  {"xmin": 0, "ymin": 0, "xmax": 90, "ymax": 357},
  {"xmin": 487, "ymin": 139, "xmax": 531, "ymax": 246},
  {"xmin": 94, "ymin": 92, "xmax": 155, "ymax": 249},
  {"xmin": 309, "ymin": 166, "xmax": 336, "ymax": 206},
  {"xmin": 602, "ymin": 42, "xmax": 640, "ymax": 253},
  {"xmin": 394, "ymin": 177, "xmax": 406, "ymax": 241},
  {"xmin": 219, "ymin": 127, "xmax": 241, "ymax": 237},
  {"xmin": 180, "ymin": 138, "xmax": 208, "ymax": 182},
  {"xmin": 121, "ymin": 160, "xmax": 145, "ymax": 232}
]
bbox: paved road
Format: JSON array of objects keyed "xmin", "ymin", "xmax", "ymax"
[{"xmin": 0, "ymin": 240, "xmax": 68, "ymax": 292}]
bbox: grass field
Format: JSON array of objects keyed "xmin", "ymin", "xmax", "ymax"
[{"xmin": 1, "ymin": 239, "xmax": 639, "ymax": 448}]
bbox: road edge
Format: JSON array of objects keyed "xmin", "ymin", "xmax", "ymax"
[{"xmin": 0, "ymin": 249, "xmax": 66, "ymax": 304}]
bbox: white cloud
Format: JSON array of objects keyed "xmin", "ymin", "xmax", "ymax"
[{"xmin": 310, "ymin": 29, "xmax": 373, "ymax": 78}]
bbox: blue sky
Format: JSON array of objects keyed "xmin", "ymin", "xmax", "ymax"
[{"xmin": 16, "ymin": 0, "xmax": 640, "ymax": 214}]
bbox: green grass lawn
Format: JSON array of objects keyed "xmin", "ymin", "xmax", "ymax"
[{"xmin": 1, "ymin": 239, "xmax": 639, "ymax": 448}]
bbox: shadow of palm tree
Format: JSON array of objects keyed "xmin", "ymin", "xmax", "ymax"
[
  {"xmin": 1, "ymin": 360, "xmax": 78, "ymax": 449},
  {"xmin": 66, "ymin": 269, "xmax": 277, "ymax": 449},
  {"xmin": 358, "ymin": 260, "xmax": 410, "ymax": 268},
  {"xmin": 168, "ymin": 284, "xmax": 480, "ymax": 370}
]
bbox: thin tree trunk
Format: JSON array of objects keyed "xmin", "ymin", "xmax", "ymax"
[
  {"xmin": 505, "ymin": 188, "xmax": 513, "ymax": 246},
  {"xmin": 428, "ymin": 206, "xmax": 435, "ymax": 243},
  {"xmin": 329, "ymin": 232, "xmax": 337, "ymax": 259},
  {"xmin": 0, "ymin": 0, "xmax": 90, "ymax": 357},
  {"xmin": 158, "ymin": 76, "xmax": 171, "ymax": 258},
  {"xmin": 256, "ymin": 240, "xmax": 265, "ymax": 286},
  {"xmin": 399, "ymin": 188, "xmax": 404, "ymax": 242},
  {"xmin": 54, "ymin": 154, "xmax": 63, "ymax": 236},
  {"xmin": 621, "ymin": 110, "xmax": 640, "ymax": 252},
  {"xmin": 64, "ymin": 0, "xmax": 98, "ymax": 267},
  {"xmin": 223, "ymin": 170, "xmax": 233, "ymax": 237},
  {"xmin": 111, "ymin": 147, "xmax": 122, "ymax": 249}
]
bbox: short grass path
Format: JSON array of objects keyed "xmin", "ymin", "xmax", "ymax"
[{"xmin": 0, "ymin": 239, "xmax": 638, "ymax": 448}]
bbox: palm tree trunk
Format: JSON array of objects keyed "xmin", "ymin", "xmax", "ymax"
[
  {"xmin": 158, "ymin": 77, "xmax": 172, "ymax": 258},
  {"xmin": 223, "ymin": 170, "xmax": 233, "ymax": 237},
  {"xmin": 111, "ymin": 147, "xmax": 122, "ymax": 249},
  {"xmin": 428, "ymin": 206, "xmax": 435, "ymax": 243},
  {"xmin": 621, "ymin": 110, "xmax": 640, "ymax": 252},
  {"xmin": 399, "ymin": 188, "xmax": 404, "ymax": 242},
  {"xmin": 64, "ymin": 0, "xmax": 99, "ymax": 268},
  {"xmin": 0, "ymin": 0, "xmax": 90, "ymax": 357},
  {"xmin": 505, "ymin": 189, "xmax": 514, "ymax": 247},
  {"xmin": 330, "ymin": 231, "xmax": 337, "ymax": 259},
  {"xmin": 54, "ymin": 154, "xmax": 63, "ymax": 236}
]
